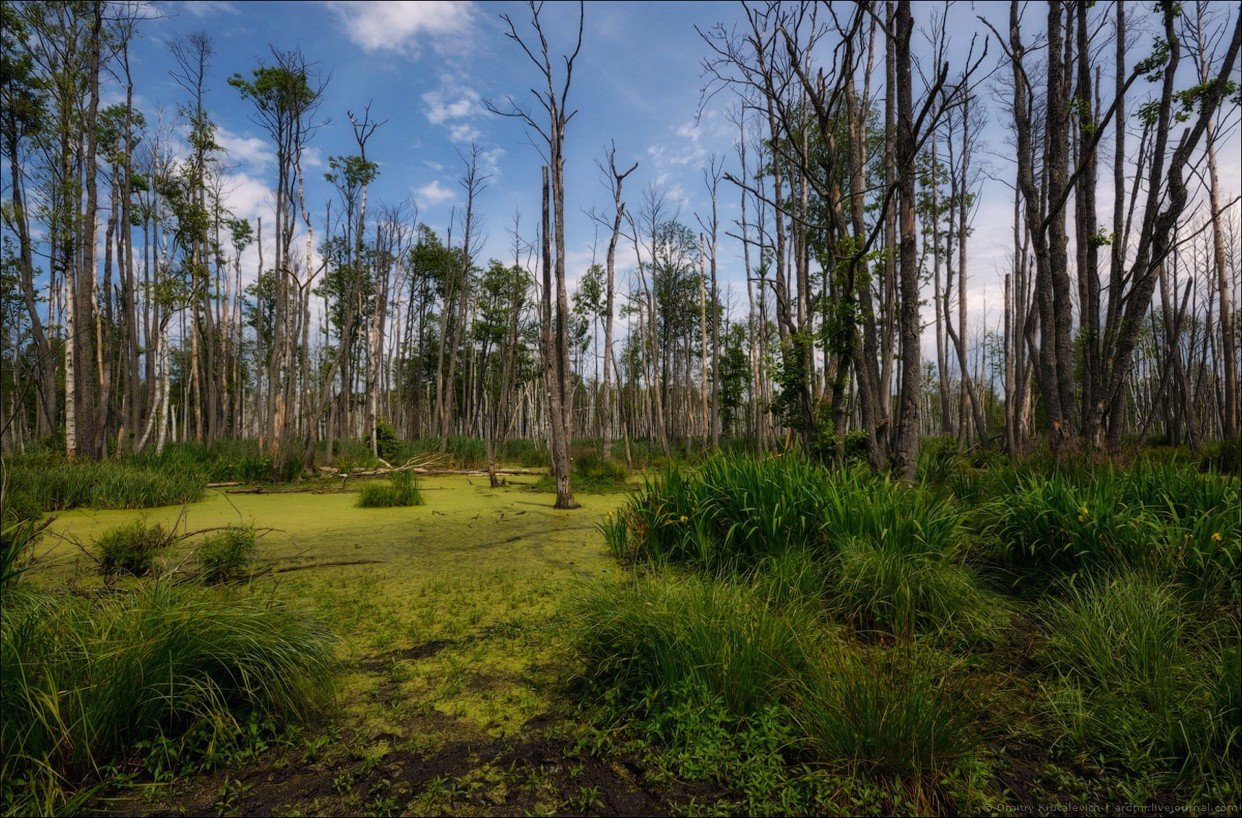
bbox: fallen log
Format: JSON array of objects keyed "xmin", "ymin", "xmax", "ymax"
[{"xmin": 252, "ymin": 558, "xmax": 384, "ymax": 577}]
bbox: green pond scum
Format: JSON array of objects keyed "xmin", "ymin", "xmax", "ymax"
[{"xmin": 28, "ymin": 475, "xmax": 654, "ymax": 816}]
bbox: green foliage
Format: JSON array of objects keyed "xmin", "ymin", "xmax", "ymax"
[
  {"xmin": 130, "ymin": 440, "xmax": 275, "ymax": 484},
  {"xmin": 978, "ymin": 470, "xmax": 1163, "ymax": 588},
  {"xmin": 571, "ymin": 569, "xmax": 979, "ymax": 810},
  {"xmin": 356, "ymin": 471, "xmax": 422, "ymax": 508},
  {"xmin": 1041, "ymin": 573, "xmax": 1237, "ymax": 779},
  {"xmin": 373, "ymin": 419, "xmax": 402, "ymax": 464},
  {"xmin": 96, "ymin": 519, "xmax": 173, "ymax": 576},
  {"xmin": 793, "ymin": 649, "xmax": 977, "ymax": 782},
  {"xmin": 603, "ymin": 454, "xmax": 832, "ymax": 570},
  {"xmin": 1, "ymin": 582, "xmax": 336, "ymax": 814},
  {"xmin": 770, "ymin": 333, "xmax": 815, "ymax": 441},
  {"xmin": 604, "ymin": 454, "xmax": 995, "ymax": 640},
  {"xmin": 572, "ymin": 451, "xmax": 628, "ymax": 485},
  {"xmin": 4, "ymin": 455, "xmax": 206, "ymax": 517},
  {"xmin": 197, "ymin": 527, "xmax": 257, "ymax": 583},
  {"xmin": 1201, "ymin": 434, "xmax": 1240, "ymax": 475},
  {"xmin": 571, "ymin": 571, "xmax": 817, "ymax": 718},
  {"xmin": 534, "ymin": 450, "xmax": 630, "ymax": 494},
  {"xmin": 1, "ymin": 519, "xmax": 41, "ymax": 594},
  {"xmin": 829, "ymin": 535, "xmax": 999, "ymax": 642},
  {"xmin": 975, "ymin": 462, "xmax": 1239, "ymax": 601}
]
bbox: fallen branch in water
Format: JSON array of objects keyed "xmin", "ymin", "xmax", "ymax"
[{"xmin": 250, "ymin": 558, "xmax": 384, "ymax": 577}]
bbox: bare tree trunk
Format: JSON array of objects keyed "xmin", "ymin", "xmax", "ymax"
[
  {"xmin": 892, "ymin": 0, "xmax": 921, "ymax": 480},
  {"xmin": 601, "ymin": 145, "xmax": 635, "ymax": 460}
]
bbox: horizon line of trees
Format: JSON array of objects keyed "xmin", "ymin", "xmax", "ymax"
[{"xmin": 2, "ymin": 0, "xmax": 1239, "ymax": 502}]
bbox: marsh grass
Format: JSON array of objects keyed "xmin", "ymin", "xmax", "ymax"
[
  {"xmin": 4, "ymin": 456, "xmax": 205, "ymax": 521},
  {"xmin": 197, "ymin": 526, "xmax": 257, "ymax": 583},
  {"xmin": 356, "ymin": 472, "xmax": 423, "ymax": 508},
  {"xmin": 1040, "ymin": 572, "xmax": 1238, "ymax": 786},
  {"xmin": 603, "ymin": 455, "xmax": 998, "ymax": 641},
  {"xmin": 571, "ymin": 568, "xmax": 981, "ymax": 808},
  {"xmin": 96, "ymin": 519, "xmax": 174, "ymax": 576},
  {"xmin": 792, "ymin": 647, "xmax": 978, "ymax": 784},
  {"xmin": 572, "ymin": 570, "xmax": 817, "ymax": 718},
  {"xmin": 0, "ymin": 581, "xmax": 337, "ymax": 814},
  {"xmin": 533, "ymin": 451, "xmax": 631, "ymax": 494}
]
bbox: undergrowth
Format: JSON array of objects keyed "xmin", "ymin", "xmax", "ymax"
[{"xmin": 579, "ymin": 450, "xmax": 1240, "ymax": 814}]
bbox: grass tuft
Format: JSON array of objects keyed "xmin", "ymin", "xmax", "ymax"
[
  {"xmin": 197, "ymin": 526, "xmax": 258, "ymax": 583},
  {"xmin": 1, "ymin": 581, "xmax": 337, "ymax": 813},
  {"xmin": 356, "ymin": 471, "xmax": 423, "ymax": 508},
  {"xmin": 96, "ymin": 519, "xmax": 173, "ymax": 576}
]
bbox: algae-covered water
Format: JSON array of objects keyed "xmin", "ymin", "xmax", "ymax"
[{"xmin": 39, "ymin": 476, "xmax": 639, "ymax": 815}]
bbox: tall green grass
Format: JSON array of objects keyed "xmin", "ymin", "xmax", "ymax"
[
  {"xmin": 571, "ymin": 570, "xmax": 980, "ymax": 803},
  {"xmin": 583, "ymin": 449, "xmax": 1237, "ymax": 812},
  {"xmin": 3, "ymin": 456, "xmax": 206, "ymax": 521},
  {"xmin": 356, "ymin": 471, "xmax": 423, "ymax": 508},
  {"xmin": 1041, "ymin": 572, "xmax": 1237, "ymax": 782},
  {"xmin": 603, "ymin": 455, "xmax": 997, "ymax": 639},
  {"xmin": 572, "ymin": 571, "xmax": 817, "ymax": 718},
  {"xmin": 976, "ymin": 463, "xmax": 1239, "ymax": 600},
  {"xmin": 392, "ymin": 436, "xmax": 551, "ymax": 469},
  {"xmin": 1, "ymin": 581, "xmax": 337, "ymax": 813},
  {"xmin": 96, "ymin": 519, "xmax": 174, "ymax": 576},
  {"xmin": 196, "ymin": 526, "xmax": 258, "ymax": 583},
  {"xmin": 603, "ymin": 454, "xmax": 832, "ymax": 570},
  {"xmin": 793, "ymin": 649, "xmax": 977, "ymax": 782}
]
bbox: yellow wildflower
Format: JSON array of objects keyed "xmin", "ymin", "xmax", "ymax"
[
  {"xmin": 679, "ymin": 515, "xmax": 688, "ymax": 524},
  {"xmin": 1211, "ymin": 532, "xmax": 1223, "ymax": 542}
]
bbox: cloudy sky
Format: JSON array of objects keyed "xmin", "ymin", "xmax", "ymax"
[{"xmin": 128, "ymin": 0, "xmax": 1240, "ymax": 351}]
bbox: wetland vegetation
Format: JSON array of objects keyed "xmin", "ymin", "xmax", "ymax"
[{"xmin": 3, "ymin": 0, "xmax": 1240, "ymax": 815}]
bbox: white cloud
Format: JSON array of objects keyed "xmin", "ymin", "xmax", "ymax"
[
  {"xmin": 219, "ymin": 171, "xmax": 272, "ymax": 225},
  {"xmin": 174, "ymin": 1, "xmax": 239, "ymax": 18},
  {"xmin": 328, "ymin": 1, "xmax": 475, "ymax": 56},
  {"xmin": 448, "ymin": 123, "xmax": 482, "ymax": 144},
  {"xmin": 302, "ymin": 146, "xmax": 324, "ymax": 170},
  {"xmin": 216, "ymin": 126, "xmax": 272, "ymax": 170},
  {"xmin": 415, "ymin": 180, "xmax": 457, "ymax": 208},
  {"xmin": 424, "ymin": 81, "xmax": 482, "ymax": 125},
  {"xmin": 422, "ymin": 75, "xmax": 491, "ymax": 145}
]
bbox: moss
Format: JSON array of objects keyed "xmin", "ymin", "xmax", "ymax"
[{"xmin": 42, "ymin": 475, "xmax": 626, "ymax": 758}]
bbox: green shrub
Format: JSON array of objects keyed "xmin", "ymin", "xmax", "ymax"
[
  {"xmin": 829, "ymin": 536, "xmax": 1000, "ymax": 641},
  {"xmin": 1, "ymin": 519, "xmax": 42, "ymax": 594},
  {"xmin": 916, "ymin": 435, "xmax": 962, "ymax": 486},
  {"xmin": 197, "ymin": 527, "xmax": 257, "ymax": 583},
  {"xmin": 1208, "ymin": 643, "xmax": 1241, "ymax": 764},
  {"xmin": 532, "ymin": 451, "xmax": 630, "ymax": 494},
  {"xmin": 603, "ymin": 454, "xmax": 832, "ymax": 570},
  {"xmin": 356, "ymin": 471, "xmax": 422, "ymax": 508},
  {"xmin": 572, "ymin": 571, "xmax": 817, "ymax": 718},
  {"xmin": 1117, "ymin": 464, "xmax": 1240, "ymax": 601},
  {"xmin": 330, "ymin": 439, "xmax": 379, "ymax": 473},
  {"xmin": 374, "ymin": 419, "xmax": 403, "ymax": 463},
  {"xmin": 979, "ymin": 471, "xmax": 1162, "ymax": 588},
  {"xmin": 1205, "ymin": 435, "xmax": 1240, "ymax": 475},
  {"xmin": 96, "ymin": 519, "xmax": 173, "ymax": 576},
  {"xmin": 605, "ymin": 456, "xmax": 993, "ymax": 639},
  {"xmin": 1, "ymin": 582, "xmax": 336, "ymax": 813},
  {"xmin": 572, "ymin": 451, "xmax": 629, "ymax": 485}
]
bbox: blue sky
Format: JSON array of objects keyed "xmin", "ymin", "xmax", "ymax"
[
  {"xmin": 135, "ymin": 1, "xmax": 746, "ymax": 286},
  {"xmin": 124, "ymin": 0, "xmax": 1240, "ymax": 353}
]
